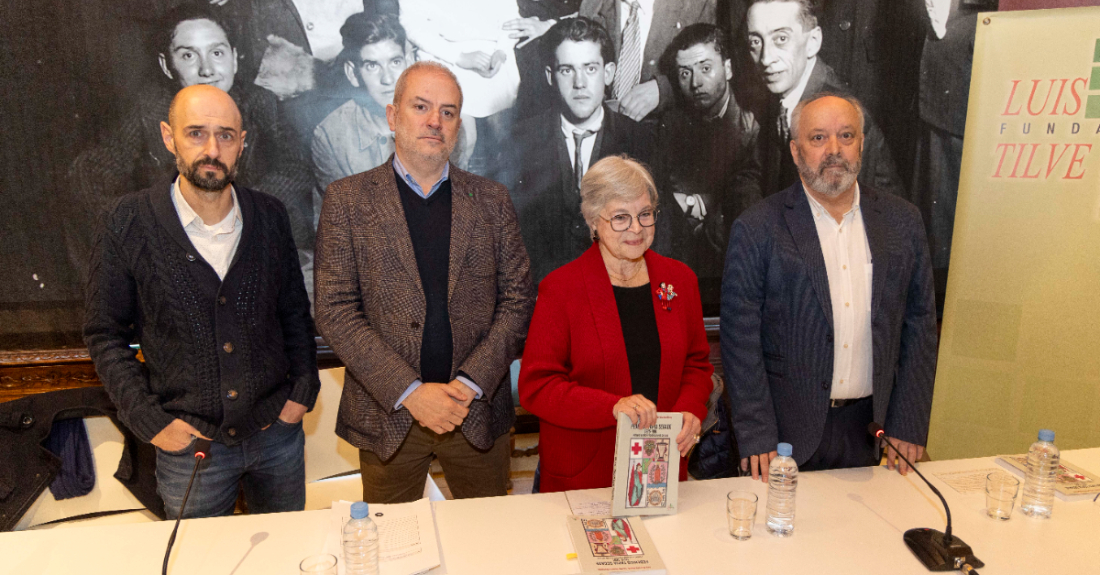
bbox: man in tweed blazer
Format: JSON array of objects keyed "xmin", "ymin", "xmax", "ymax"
[
  {"xmin": 721, "ymin": 94, "xmax": 937, "ymax": 482},
  {"xmin": 315, "ymin": 62, "xmax": 535, "ymax": 503}
]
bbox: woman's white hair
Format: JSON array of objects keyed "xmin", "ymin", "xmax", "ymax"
[{"xmin": 579, "ymin": 155, "xmax": 659, "ymax": 239}]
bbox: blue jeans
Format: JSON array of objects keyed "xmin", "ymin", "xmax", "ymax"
[{"xmin": 156, "ymin": 419, "xmax": 306, "ymax": 519}]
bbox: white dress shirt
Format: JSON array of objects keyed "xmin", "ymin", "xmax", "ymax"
[
  {"xmin": 561, "ymin": 105, "xmax": 605, "ymax": 175},
  {"xmin": 171, "ymin": 179, "xmax": 242, "ymax": 280},
  {"xmin": 805, "ymin": 185, "xmax": 873, "ymax": 400},
  {"xmin": 925, "ymin": 0, "xmax": 951, "ymax": 40}
]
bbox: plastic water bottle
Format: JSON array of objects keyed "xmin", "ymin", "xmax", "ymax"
[
  {"xmin": 765, "ymin": 442, "xmax": 798, "ymax": 537},
  {"xmin": 343, "ymin": 501, "xmax": 380, "ymax": 575},
  {"xmin": 1019, "ymin": 429, "xmax": 1060, "ymax": 519}
]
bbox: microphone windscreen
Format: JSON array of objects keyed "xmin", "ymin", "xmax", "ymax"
[
  {"xmin": 867, "ymin": 422, "xmax": 885, "ymax": 438},
  {"xmin": 194, "ymin": 438, "xmax": 212, "ymax": 460}
]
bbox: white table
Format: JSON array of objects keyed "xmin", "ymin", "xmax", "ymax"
[{"xmin": 2, "ymin": 449, "xmax": 1098, "ymax": 574}]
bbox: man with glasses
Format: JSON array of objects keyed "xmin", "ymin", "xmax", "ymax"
[
  {"xmin": 505, "ymin": 17, "xmax": 652, "ymax": 283},
  {"xmin": 311, "ymin": 13, "xmax": 409, "ymax": 192}
]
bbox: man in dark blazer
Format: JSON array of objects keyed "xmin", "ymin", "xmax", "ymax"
[
  {"xmin": 721, "ymin": 93, "xmax": 937, "ymax": 480},
  {"xmin": 744, "ymin": 0, "xmax": 903, "ymax": 199},
  {"xmin": 506, "ymin": 17, "xmax": 653, "ymax": 284},
  {"xmin": 579, "ymin": 0, "xmax": 716, "ymax": 121},
  {"xmin": 315, "ymin": 62, "xmax": 535, "ymax": 503}
]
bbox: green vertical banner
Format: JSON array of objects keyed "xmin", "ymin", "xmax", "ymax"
[{"xmin": 929, "ymin": 7, "xmax": 1100, "ymax": 460}]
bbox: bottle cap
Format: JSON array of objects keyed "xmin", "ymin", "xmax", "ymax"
[
  {"xmin": 1038, "ymin": 429, "xmax": 1055, "ymax": 442},
  {"xmin": 777, "ymin": 443, "xmax": 792, "ymax": 457},
  {"xmin": 350, "ymin": 501, "xmax": 369, "ymax": 519}
]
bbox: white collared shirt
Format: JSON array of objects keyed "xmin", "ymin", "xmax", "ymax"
[
  {"xmin": 805, "ymin": 184, "xmax": 873, "ymax": 400},
  {"xmin": 561, "ymin": 106, "xmax": 605, "ymax": 175},
  {"xmin": 171, "ymin": 178, "xmax": 243, "ymax": 280},
  {"xmin": 781, "ymin": 58, "xmax": 818, "ymax": 129},
  {"xmin": 619, "ymin": 0, "xmax": 656, "ymax": 53}
]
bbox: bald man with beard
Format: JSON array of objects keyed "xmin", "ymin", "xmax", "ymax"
[{"xmin": 84, "ymin": 85, "xmax": 319, "ymax": 519}]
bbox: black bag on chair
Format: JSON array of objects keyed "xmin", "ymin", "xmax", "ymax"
[{"xmin": 687, "ymin": 375, "xmax": 740, "ymax": 480}]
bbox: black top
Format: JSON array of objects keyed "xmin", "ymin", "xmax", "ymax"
[
  {"xmin": 83, "ymin": 179, "xmax": 320, "ymax": 445},
  {"xmin": 395, "ymin": 170, "xmax": 454, "ymax": 384},
  {"xmin": 613, "ymin": 283, "xmax": 661, "ymax": 404}
]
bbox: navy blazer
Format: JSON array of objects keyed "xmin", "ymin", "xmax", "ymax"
[{"xmin": 720, "ymin": 182, "xmax": 937, "ymax": 465}]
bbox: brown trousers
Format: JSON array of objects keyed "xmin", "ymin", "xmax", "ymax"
[{"xmin": 359, "ymin": 425, "xmax": 510, "ymax": 503}]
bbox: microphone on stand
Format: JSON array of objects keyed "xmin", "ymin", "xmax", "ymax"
[
  {"xmin": 162, "ymin": 438, "xmax": 212, "ymax": 575},
  {"xmin": 867, "ymin": 423, "xmax": 983, "ymax": 574}
]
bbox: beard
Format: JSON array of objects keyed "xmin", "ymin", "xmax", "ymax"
[
  {"xmin": 795, "ymin": 150, "xmax": 861, "ymax": 197},
  {"xmin": 394, "ymin": 127, "xmax": 455, "ymax": 166},
  {"xmin": 178, "ymin": 154, "xmax": 237, "ymax": 192}
]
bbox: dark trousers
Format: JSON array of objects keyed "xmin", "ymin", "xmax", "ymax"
[
  {"xmin": 800, "ymin": 396, "xmax": 881, "ymax": 472},
  {"xmin": 359, "ymin": 425, "xmax": 511, "ymax": 503}
]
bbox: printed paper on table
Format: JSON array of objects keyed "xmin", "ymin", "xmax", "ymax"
[{"xmin": 566, "ymin": 515, "xmax": 666, "ymax": 575}]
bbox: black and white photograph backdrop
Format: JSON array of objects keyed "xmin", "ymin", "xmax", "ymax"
[{"xmin": 0, "ymin": 0, "xmax": 997, "ymax": 350}]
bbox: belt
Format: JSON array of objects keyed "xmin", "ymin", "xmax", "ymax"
[{"xmin": 829, "ymin": 396, "xmax": 871, "ymax": 408}]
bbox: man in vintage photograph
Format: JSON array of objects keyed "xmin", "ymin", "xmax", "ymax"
[
  {"xmin": 315, "ymin": 62, "xmax": 535, "ymax": 503},
  {"xmin": 505, "ymin": 16, "xmax": 653, "ymax": 283},
  {"xmin": 721, "ymin": 93, "xmax": 937, "ymax": 481},
  {"xmin": 69, "ymin": 3, "xmax": 313, "ymax": 275},
  {"xmin": 744, "ymin": 0, "xmax": 902, "ymax": 198},
  {"xmin": 84, "ymin": 84, "xmax": 319, "ymax": 519},
  {"xmin": 656, "ymin": 23, "xmax": 761, "ymax": 284},
  {"xmin": 311, "ymin": 12, "xmax": 409, "ymax": 192},
  {"xmin": 579, "ymin": 0, "xmax": 717, "ymax": 122}
]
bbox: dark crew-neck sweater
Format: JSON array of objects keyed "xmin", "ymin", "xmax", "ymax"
[
  {"xmin": 395, "ymin": 170, "xmax": 453, "ymax": 383},
  {"xmin": 612, "ymin": 283, "xmax": 661, "ymax": 404}
]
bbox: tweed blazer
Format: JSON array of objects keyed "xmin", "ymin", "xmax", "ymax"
[
  {"xmin": 720, "ymin": 182, "xmax": 937, "ymax": 465},
  {"xmin": 314, "ymin": 158, "xmax": 535, "ymax": 460}
]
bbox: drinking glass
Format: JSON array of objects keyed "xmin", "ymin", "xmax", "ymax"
[
  {"xmin": 727, "ymin": 490, "xmax": 758, "ymax": 541},
  {"xmin": 985, "ymin": 472, "xmax": 1020, "ymax": 520},
  {"xmin": 299, "ymin": 553, "xmax": 338, "ymax": 575}
]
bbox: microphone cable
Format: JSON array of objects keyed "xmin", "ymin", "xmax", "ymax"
[{"xmin": 162, "ymin": 438, "xmax": 211, "ymax": 575}]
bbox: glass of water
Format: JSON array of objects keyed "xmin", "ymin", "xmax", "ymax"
[
  {"xmin": 727, "ymin": 491, "xmax": 758, "ymax": 541},
  {"xmin": 985, "ymin": 472, "xmax": 1020, "ymax": 520},
  {"xmin": 299, "ymin": 554, "xmax": 338, "ymax": 575}
]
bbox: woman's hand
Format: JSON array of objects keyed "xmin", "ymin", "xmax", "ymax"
[
  {"xmin": 675, "ymin": 412, "xmax": 703, "ymax": 457},
  {"xmin": 612, "ymin": 394, "xmax": 657, "ymax": 429}
]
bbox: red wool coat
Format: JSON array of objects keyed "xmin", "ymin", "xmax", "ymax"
[{"xmin": 519, "ymin": 245, "xmax": 713, "ymax": 493}]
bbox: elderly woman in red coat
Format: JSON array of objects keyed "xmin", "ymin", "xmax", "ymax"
[{"xmin": 518, "ymin": 155, "xmax": 713, "ymax": 493}]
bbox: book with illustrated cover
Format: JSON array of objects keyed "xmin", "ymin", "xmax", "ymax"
[
  {"xmin": 611, "ymin": 412, "xmax": 682, "ymax": 517},
  {"xmin": 566, "ymin": 516, "xmax": 667, "ymax": 575},
  {"xmin": 996, "ymin": 455, "xmax": 1100, "ymax": 502}
]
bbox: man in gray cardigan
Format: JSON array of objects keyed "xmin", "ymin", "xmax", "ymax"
[
  {"xmin": 721, "ymin": 93, "xmax": 937, "ymax": 481},
  {"xmin": 315, "ymin": 62, "xmax": 535, "ymax": 503}
]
